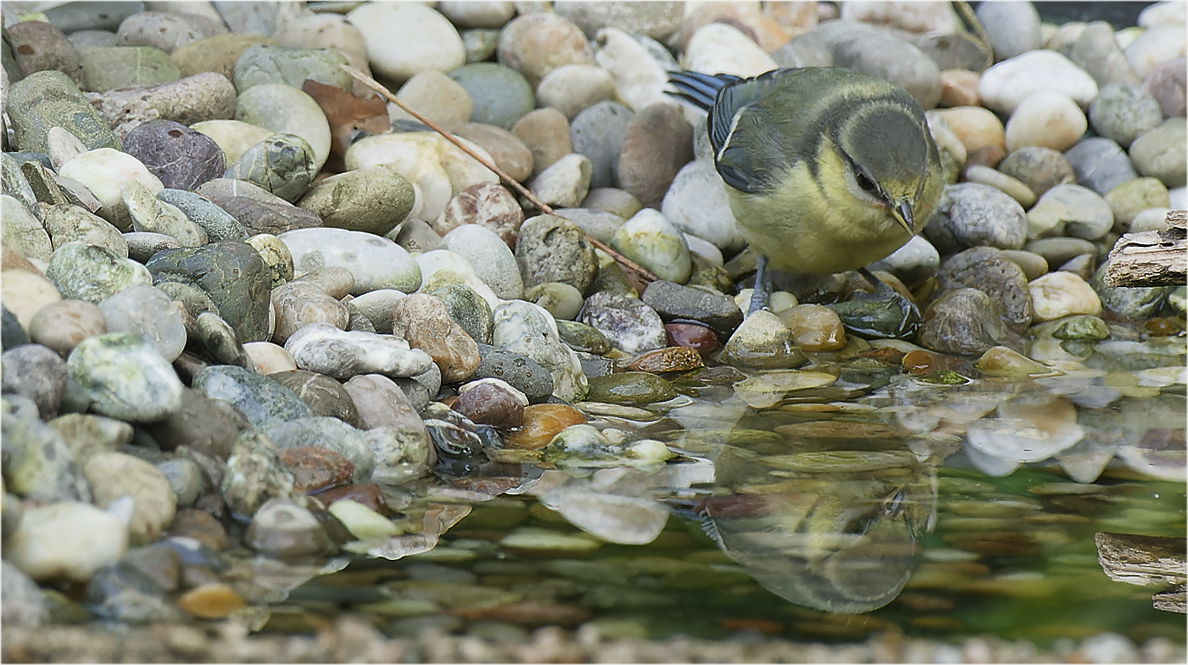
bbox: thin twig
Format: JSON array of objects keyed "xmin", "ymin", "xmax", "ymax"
[{"xmin": 340, "ymin": 64, "xmax": 658, "ymax": 284}]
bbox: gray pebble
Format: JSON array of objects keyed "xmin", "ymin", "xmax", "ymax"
[
  {"xmin": 1056, "ymin": 21, "xmax": 1141, "ymax": 87},
  {"xmin": 515, "ymin": 214, "xmax": 598, "ymax": 294},
  {"xmin": 447, "ymin": 62, "xmax": 535, "ymax": 130},
  {"xmin": 265, "ymin": 417, "xmax": 375, "ymax": 483},
  {"xmin": 916, "ymin": 288, "xmax": 1012, "ymax": 356},
  {"xmin": 1091, "ymin": 266, "xmax": 1169, "ymax": 320},
  {"xmin": 267, "ymin": 369, "xmax": 361, "ymax": 427},
  {"xmin": 1024, "ymin": 237, "xmax": 1098, "ymax": 267},
  {"xmin": 44, "ymin": 1, "xmax": 144, "ymax": 32},
  {"xmin": 220, "ymin": 430, "xmax": 295, "ymax": 518},
  {"xmin": 156, "ymin": 189, "xmax": 247, "ymax": 242},
  {"xmin": 146, "ymin": 241, "xmax": 273, "ymax": 343},
  {"xmin": 1027, "ymin": 184, "xmax": 1115, "ymax": 241},
  {"xmin": 98, "ymin": 285, "xmax": 187, "ymax": 362},
  {"xmin": 116, "ymin": 10, "xmax": 215, "ymax": 54},
  {"xmin": 1129, "ymin": 118, "xmax": 1187, "ymax": 187},
  {"xmin": 283, "ymin": 323, "xmax": 435, "ymax": 381},
  {"xmin": 1088, "ymin": 84, "xmax": 1164, "ymax": 148},
  {"xmin": 976, "ymin": 1, "xmax": 1042, "ymax": 61},
  {"xmin": 123, "ymin": 232, "xmax": 181, "ymax": 263},
  {"xmin": 1143, "ymin": 56, "xmax": 1186, "ymax": 118},
  {"xmin": 142, "ymin": 387, "xmax": 252, "ymax": 460},
  {"xmin": 578, "ymin": 291, "xmax": 667, "ymax": 355},
  {"xmin": 1, "ymin": 344, "xmax": 67, "ymax": 419},
  {"xmin": 937, "ymin": 247, "xmax": 1033, "ymax": 334},
  {"xmin": 232, "ymin": 44, "xmax": 352, "ymax": 93},
  {"xmin": 7, "ymin": 20, "xmax": 84, "ymax": 85},
  {"xmin": 924, "ymin": 183, "xmax": 1028, "ymax": 254},
  {"xmin": 77, "ymin": 45, "xmax": 179, "ymax": 93},
  {"xmin": 1064, "ymin": 138, "xmax": 1139, "ymax": 195},
  {"xmin": 6, "ymin": 70, "xmax": 121, "ymax": 153},
  {"xmin": 244, "ymin": 498, "xmax": 333, "ymax": 559},
  {"xmin": 997, "ymin": 147, "xmax": 1076, "ymax": 197},
  {"xmin": 570, "ymin": 101, "xmax": 634, "ymax": 190},
  {"xmin": 1, "ymin": 395, "xmax": 91, "ymax": 503},
  {"xmin": 640, "ymin": 279, "xmax": 742, "ymax": 337},
  {"xmin": 223, "ymin": 133, "xmax": 317, "ymax": 203}
]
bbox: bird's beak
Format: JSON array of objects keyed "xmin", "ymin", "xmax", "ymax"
[{"xmin": 892, "ymin": 200, "xmax": 914, "ymax": 236}]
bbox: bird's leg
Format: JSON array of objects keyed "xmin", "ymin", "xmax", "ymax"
[
  {"xmin": 831, "ymin": 267, "xmax": 922, "ymax": 339},
  {"xmin": 748, "ymin": 253, "xmax": 770, "ymax": 315}
]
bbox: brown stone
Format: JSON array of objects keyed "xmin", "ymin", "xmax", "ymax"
[
  {"xmin": 453, "ymin": 381, "xmax": 525, "ymax": 429},
  {"xmin": 278, "ymin": 445, "xmax": 354, "ymax": 493},
  {"xmin": 617, "ymin": 103, "xmax": 693, "ymax": 208},
  {"xmin": 177, "ymin": 583, "xmax": 246, "ymax": 619},
  {"xmin": 432, "ymin": 182, "xmax": 524, "ymax": 247},
  {"xmin": 391, "ymin": 294, "xmax": 481, "ymax": 383},
  {"xmin": 504, "ymin": 403, "xmax": 586, "ymax": 450},
  {"xmin": 664, "ymin": 322, "xmax": 721, "ymax": 357},
  {"xmin": 312, "ymin": 483, "xmax": 389, "ymax": 516},
  {"xmin": 626, "ymin": 346, "xmax": 704, "ymax": 373}
]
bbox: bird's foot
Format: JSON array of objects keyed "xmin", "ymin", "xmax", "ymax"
[
  {"xmin": 746, "ymin": 254, "xmax": 771, "ymax": 315},
  {"xmin": 830, "ymin": 270, "xmax": 921, "ymax": 339}
]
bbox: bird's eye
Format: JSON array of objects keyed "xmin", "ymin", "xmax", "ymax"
[{"xmin": 856, "ymin": 172, "xmax": 876, "ymax": 192}]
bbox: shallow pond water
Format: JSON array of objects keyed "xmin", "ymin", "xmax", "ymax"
[{"xmin": 255, "ymin": 364, "xmax": 1186, "ymax": 650}]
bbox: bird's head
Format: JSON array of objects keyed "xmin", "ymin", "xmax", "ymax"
[{"xmin": 834, "ymin": 100, "xmax": 940, "ymax": 237}]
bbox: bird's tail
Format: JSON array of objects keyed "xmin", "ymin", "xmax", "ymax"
[{"xmin": 667, "ymin": 71, "xmax": 740, "ymax": 111}]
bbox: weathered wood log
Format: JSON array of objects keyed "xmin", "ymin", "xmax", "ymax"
[
  {"xmin": 1095, "ymin": 531, "xmax": 1187, "ymax": 614},
  {"xmin": 1103, "ymin": 210, "xmax": 1187, "ymax": 287}
]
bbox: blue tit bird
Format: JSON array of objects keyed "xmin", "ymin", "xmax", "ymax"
[{"xmin": 668, "ymin": 68, "xmax": 945, "ymax": 327}]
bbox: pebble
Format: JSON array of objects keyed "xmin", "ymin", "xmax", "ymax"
[
  {"xmin": 497, "ymin": 12, "xmax": 595, "ymax": 88},
  {"xmin": 298, "ymin": 166, "xmax": 414, "ymax": 236},
  {"xmin": 978, "ymin": 50, "xmax": 1099, "ymax": 115},
  {"xmin": 176, "ymin": 583, "xmax": 245, "ymax": 620},
  {"xmin": 939, "ymin": 70, "xmax": 981, "ymax": 107},
  {"xmin": 1, "ymin": 560, "xmax": 49, "ymax": 628},
  {"xmin": 1, "ymin": 270, "xmax": 62, "ymax": 331},
  {"xmin": 447, "ymin": 63, "xmax": 535, "ymax": 131},
  {"xmin": 434, "ymin": 182, "xmax": 524, "ymax": 247},
  {"xmin": 513, "ymin": 108, "xmax": 573, "ymax": 176},
  {"xmin": 28, "ymin": 300, "xmax": 107, "ymax": 357},
  {"xmin": 279, "ymin": 228, "xmax": 422, "ymax": 296},
  {"xmin": 1088, "ymin": 84, "xmax": 1165, "ymax": 149},
  {"xmin": 6, "ymin": 71, "xmax": 121, "ymax": 154},
  {"xmin": 1143, "ymin": 56, "xmax": 1186, "ymax": 118},
  {"xmin": 267, "ymin": 370, "xmax": 358, "ymax": 427},
  {"xmin": 515, "ymin": 214, "xmax": 598, "ymax": 294},
  {"xmin": 57, "ymin": 148, "xmax": 163, "ymax": 230},
  {"xmin": 3, "ymin": 395, "xmax": 90, "ymax": 502},
  {"xmin": 192, "ymin": 364, "xmax": 311, "ymax": 431},
  {"xmin": 269, "ymin": 281, "xmax": 349, "ymax": 344},
  {"xmin": 121, "ymin": 119, "xmax": 224, "ymax": 191},
  {"xmin": 578, "ymin": 292, "xmax": 667, "ymax": 355},
  {"xmin": 778, "ymin": 304, "xmax": 848, "ymax": 353},
  {"xmin": 266, "ymin": 417, "xmax": 375, "ymax": 484},
  {"xmin": 719, "ymin": 310, "xmax": 807, "ymax": 371},
  {"xmin": 1056, "ymin": 21, "xmax": 1141, "ymax": 88},
  {"xmin": 1129, "ymin": 118, "xmax": 1187, "ymax": 187},
  {"xmin": 244, "ymin": 498, "xmax": 334, "ymax": 559},
  {"xmin": 441, "ymin": 225, "xmax": 524, "ymax": 300},
  {"xmin": 437, "ymin": 1, "xmax": 516, "ymax": 30},
  {"xmin": 617, "ymin": 104, "xmax": 693, "ymax": 208},
  {"xmin": 916, "ymin": 288, "xmax": 1012, "ymax": 356},
  {"xmin": 77, "ymin": 45, "xmax": 180, "ymax": 93},
  {"xmin": 491, "ymin": 300, "xmax": 587, "ymax": 402},
  {"xmin": 536, "ymin": 64, "xmax": 616, "ymax": 120},
  {"xmin": 5, "ymin": 502, "xmax": 128, "ymax": 583},
  {"xmin": 570, "ymin": 101, "xmax": 634, "ymax": 190},
  {"xmin": 340, "ymin": 374, "xmax": 432, "ymax": 484},
  {"xmin": 803, "ymin": 20, "xmax": 942, "ymax": 108},
  {"xmin": 223, "ymin": 133, "xmax": 317, "ymax": 204},
  {"xmin": 391, "ymin": 293, "xmax": 482, "ymax": 383},
  {"xmin": 1, "ymin": 196, "xmax": 52, "ymax": 262},
  {"xmin": 938, "ymin": 247, "xmax": 1035, "ymax": 334},
  {"xmin": 640, "ymin": 280, "xmax": 742, "ymax": 337},
  {"xmin": 682, "ymin": 23, "xmax": 778, "ymax": 80},
  {"xmin": 190, "ymin": 119, "xmax": 275, "ymax": 164},
  {"xmin": 2, "ymin": 344, "xmax": 67, "ymax": 419},
  {"xmin": 1104, "ymin": 177, "xmax": 1171, "ymax": 231},
  {"xmin": 935, "ymin": 106, "xmax": 1005, "ymax": 161},
  {"xmin": 1064, "ymin": 137, "xmax": 1140, "ymax": 195},
  {"xmin": 171, "ymin": 33, "xmax": 273, "ymax": 80},
  {"xmin": 963, "ymin": 165, "xmax": 1037, "ymax": 208},
  {"xmin": 997, "ymin": 147, "xmax": 1077, "ymax": 197},
  {"xmin": 592, "ymin": 27, "xmax": 676, "ymax": 114},
  {"xmin": 388, "ymin": 70, "xmax": 473, "ymax": 131},
  {"xmin": 7, "ymin": 20, "xmax": 84, "ymax": 85},
  {"xmin": 346, "ymin": 3, "xmax": 464, "ymax": 82},
  {"xmin": 1124, "ymin": 25, "xmax": 1188, "ymax": 79},
  {"xmin": 416, "ymin": 250, "xmax": 502, "ymax": 309},
  {"xmin": 65, "ymin": 332, "xmax": 183, "ymax": 421},
  {"xmin": 528, "ymin": 153, "xmax": 592, "ymax": 209},
  {"xmin": 975, "ymin": 1, "xmax": 1042, "ymax": 61},
  {"xmin": 284, "ymin": 323, "xmax": 435, "ymax": 381},
  {"xmin": 1004, "ymin": 92, "xmax": 1087, "ymax": 153},
  {"xmin": 471, "ymin": 344, "xmax": 554, "ymax": 403},
  {"xmin": 45, "ymin": 242, "xmax": 152, "ymax": 304},
  {"xmin": 235, "ymin": 83, "xmax": 331, "ymax": 171},
  {"xmin": 453, "ymin": 379, "xmax": 527, "ymax": 429},
  {"xmin": 1024, "ymin": 237, "xmax": 1097, "ymax": 269},
  {"xmin": 1026, "ymin": 184, "xmax": 1115, "ymax": 241},
  {"xmin": 1029, "ymin": 272, "xmax": 1103, "ymax": 321},
  {"xmin": 450, "ymin": 124, "xmax": 535, "ymax": 185},
  {"xmin": 97, "ymin": 285, "xmax": 187, "ymax": 362},
  {"xmin": 146, "ymin": 241, "xmax": 272, "ymax": 343},
  {"xmin": 156, "ymin": 190, "xmax": 247, "ymax": 242},
  {"xmin": 610, "ymin": 209, "xmax": 692, "ymax": 284},
  {"xmin": 504, "ymin": 404, "xmax": 587, "ymax": 450},
  {"xmin": 924, "ymin": 183, "xmax": 1028, "ymax": 254},
  {"xmin": 585, "ymin": 372, "xmax": 676, "ymax": 407},
  {"xmin": 116, "ymin": 11, "xmax": 214, "ymax": 54},
  {"xmin": 232, "ymin": 44, "xmax": 352, "ymax": 94},
  {"xmin": 89, "ymin": 72, "xmax": 238, "ymax": 135},
  {"xmin": 123, "ymin": 180, "xmax": 209, "ymax": 246},
  {"xmin": 219, "ymin": 430, "xmax": 295, "ymax": 518},
  {"xmin": 660, "ymin": 160, "xmax": 746, "ymax": 253},
  {"xmin": 82, "ymin": 452, "xmax": 177, "ymax": 543}
]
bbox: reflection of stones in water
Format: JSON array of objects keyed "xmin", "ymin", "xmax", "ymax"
[{"xmin": 695, "ymin": 442, "xmax": 938, "ymax": 614}]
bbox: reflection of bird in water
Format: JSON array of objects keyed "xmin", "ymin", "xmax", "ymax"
[{"xmin": 684, "ymin": 447, "xmax": 937, "ymax": 614}]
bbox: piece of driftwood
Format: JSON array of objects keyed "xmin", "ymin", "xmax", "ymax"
[
  {"xmin": 1103, "ymin": 209, "xmax": 1186, "ymax": 287},
  {"xmin": 1095, "ymin": 531, "xmax": 1187, "ymax": 613}
]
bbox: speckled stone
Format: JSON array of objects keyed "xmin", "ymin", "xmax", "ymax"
[
  {"xmin": 284, "ymin": 323, "xmax": 436, "ymax": 381},
  {"xmin": 433, "ymin": 182, "xmax": 524, "ymax": 247},
  {"xmin": 77, "ymin": 45, "xmax": 180, "ymax": 92},
  {"xmin": 265, "ymin": 417, "xmax": 375, "ymax": 484},
  {"xmin": 28, "ymin": 300, "xmax": 106, "ymax": 357},
  {"xmin": 192, "ymin": 364, "xmax": 312, "ymax": 430},
  {"xmin": 916, "ymin": 288, "xmax": 1012, "ymax": 356},
  {"xmin": 491, "ymin": 300, "xmax": 587, "ymax": 402},
  {"xmin": 279, "ymin": 228, "xmax": 422, "ymax": 296},
  {"xmin": 497, "ymin": 12, "xmax": 596, "ymax": 88},
  {"xmin": 515, "ymin": 214, "xmax": 598, "ymax": 294},
  {"xmin": 232, "ymin": 44, "xmax": 352, "ymax": 93},
  {"xmin": 82, "ymin": 452, "xmax": 176, "ymax": 543},
  {"xmin": 5, "ymin": 70, "xmax": 122, "ymax": 154},
  {"xmin": 937, "ymin": 247, "xmax": 1034, "ymax": 334},
  {"xmin": 2, "ymin": 344, "xmax": 67, "ymax": 419},
  {"xmin": 391, "ymin": 293, "xmax": 481, "ymax": 383},
  {"xmin": 924, "ymin": 183, "xmax": 1028, "ymax": 254},
  {"xmin": 298, "ymin": 166, "xmax": 414, "ymax": 236},
  {"xmin": 267, "ymin": 369, "xmax": 360, "ymax": 427},
  {"xmin": 222, "ymin": 133, "xmax": 317, "ymax": 203},
  {"xmin": 66, "ymin": 333, "xmax": 185, "ymax": 422},
  {"xmin": 7, "ymin": 19, "xmax": 84, "ymax": 85},
  {"xmin": 45, "ymin": 243, "xmax": 152, "ymax": 303},
  {"xmin": 146, "ymin": 241, "xmax": 272, "ymax": 343},
  {"xmin": 219, "ymin": 430, "xmax": 295, "ymax": 518},
  {"xmin": 155, "ymin": 189, "xmax": 247, "ymax": 242}
]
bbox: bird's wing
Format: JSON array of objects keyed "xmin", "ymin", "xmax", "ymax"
[{"xmin": 710, "ymin": 70, "xmax": 801, "ymax": 194}]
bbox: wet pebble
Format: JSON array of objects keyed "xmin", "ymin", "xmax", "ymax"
[
  {"xmin": 492, "ymin": 301, "xmax": 587, "ymax": 402},
  {"xmin": 917, "ymin": 288, "xmax": 1012, "ymax": 356},
  {"xmin": 610, "ymin": 209, "xmax": 692, "ymax": 284},
  {"xmin": 585, "ymin": 373, "xmax": 676, "ymax": 407},
  {"xmin": 720, "ymin": 310, "xmax": 807, "ymax": 370},
  {"xmin": 453, "ymin": 379, "xmax": 527, "ymax": 429},
  {"xmin": 556, "ymin": 319, "xmax": 612, "ymax": 355},
  {"xmin": 665, "ymin": 322, "xmax": 721, "ymax": 357},
  {"xmin": 341, "ymin": 374, "xmax": 432, "ymax": 485},
  {"xmin": 778, "ymin": 304, "xmax": 848, "ymax": 353},
  {"xmin": 277, "ymin": 445, "xmax": 355, "ymax": 493},
  {"xmin": 471, "ymin": 344, "xmax": 555, "ymax": 403},
  {"xmin": 245, "ymin": 498, "xmax": 334, "ymax": 559},
  {"xmin": 524, "ymin": 282, "xmax": 585, "ymax": 322},
  {"xmin": 176, "ymin": 583, "xmax": 245, "ymax": 620},
  {"xmin": 504, "ymin": 404, "xmax": 587, "ymax": 450},
  {"xmin": 328, "ymin": 499, "xmax": 401, "ymax": 540},
  {"xmin": 578, "ymin": 291, "xmax": 667, "ymax": 355},
  {"xmin": 219, "ymin": 430, "xmax": 295, "ymax": 518},
  {"xmin": 267, "ymin": 370, "xmax": 360, "ymax": 427}
]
